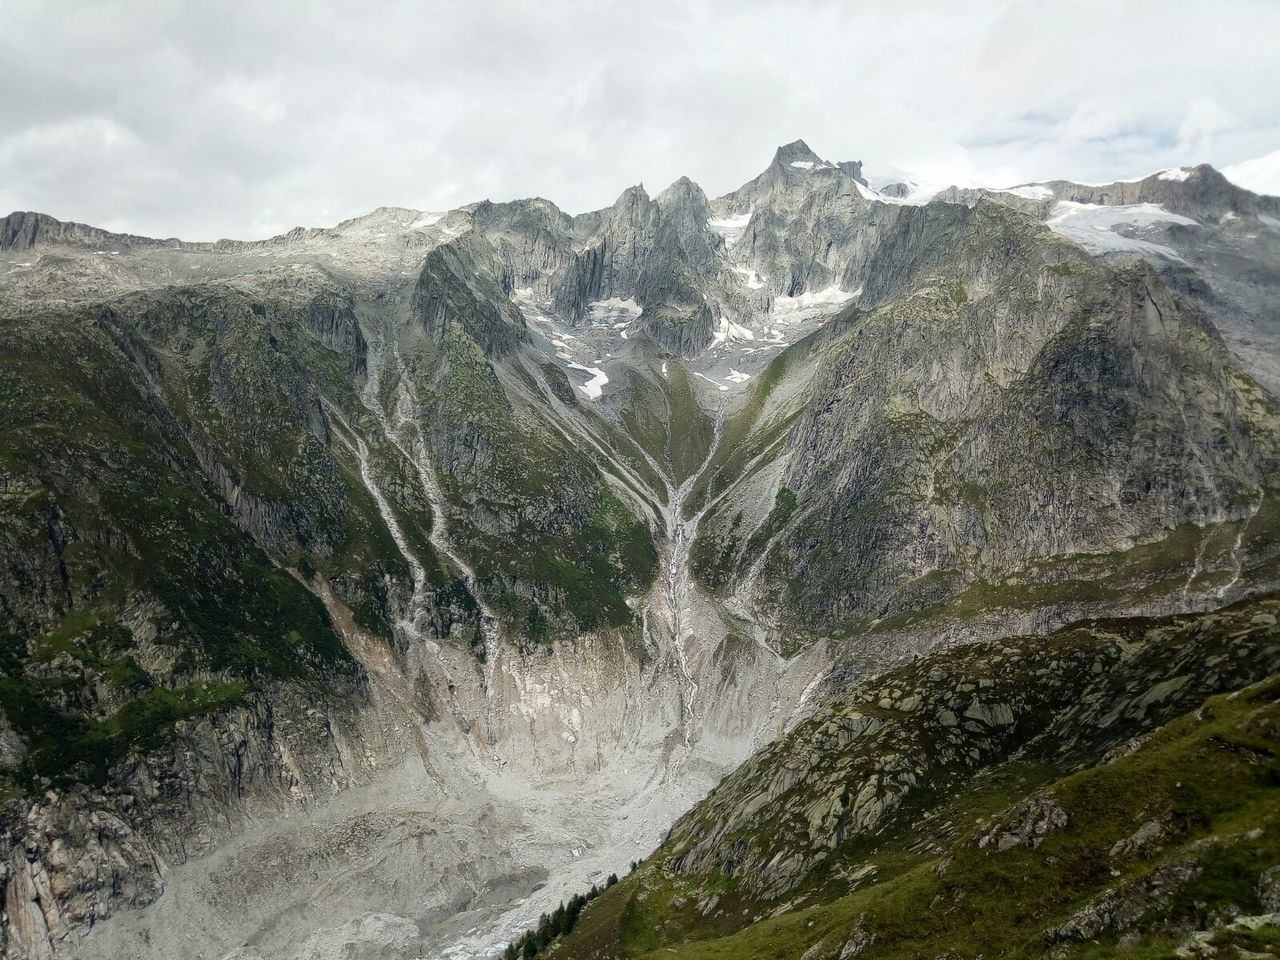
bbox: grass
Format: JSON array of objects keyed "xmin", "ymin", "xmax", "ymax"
[
  {"xmin": 551, "ymin": 597, "xmax": 1280, "ymax": 960},
  {"xmin": 619, "ymin": 364, "xmax": 713, "ymax": 487},
  {"xmin": 402, "ymin": 332, "xmax": 659, "ymax": 646},
  {"xmin": 0, "ymin": 295, "xmax": 364, "ymax": 792}
]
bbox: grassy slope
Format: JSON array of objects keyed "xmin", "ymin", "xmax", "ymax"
[
  {"xmin": 546, "ymin": 597, "xmax": 1280, "ymax": 960},
  {"xmin": 413, "ymin": 327, "xmax": 658, "ymax": 643},
  {"xmin": 0, "ymin": 305, "xmax": 358, "ymax": 791}
]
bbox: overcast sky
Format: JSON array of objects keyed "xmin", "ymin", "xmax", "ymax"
[{"xmin": 3, "ymin": 0, "xmax": 1278, "ymax": 241}]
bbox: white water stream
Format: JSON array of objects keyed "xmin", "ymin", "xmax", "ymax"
[{"xmin": 662, "ymin": 407, "xmax": 726, "ymax": 749}]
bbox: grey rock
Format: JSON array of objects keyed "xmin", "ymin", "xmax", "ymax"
[
  {"xmin": 295, "ymin": 913, "xmax": 421, "ymax": 960},
  {"xmin": 978, "ymin": 794, "xmax": 1069, "ymax": 851},
  {"xmin": 1260, "ymin": 865, "xmax": 1280, "ymax": 913}
]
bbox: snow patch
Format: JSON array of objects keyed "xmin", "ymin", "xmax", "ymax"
[
  {"xmin": 711, "ymin": 315, "xmax": 755, "ymax": 347},
  {"xmin": 408, "ymin": 212, "xmax": 444, "ymax": 230},
  {"xmin": 725, "ymin": 369, "xmax": 751, "ymax": 383},
  {"xmin": 854, "ymin": 178, "xmax": 941, "ymax": 206},
  {"xmin": 1157, "ymin": 167, "xmax": 1192, "ymax": 182},
  {"xmin": 1046, "ymin": 201, "xmax": 1197, "ymax": 261},
  {"xmin": 1001, "ymin": 184, "xmax": 1055, "ymax": 201},
  {"xmin": 693, "ymin": 371, "xmax": 729, "ymax": 392},
  {"xmin": 707, "ymin": 209, "xmax": 752, "ymax": 249},
  {"xmin": 732, "ymin": 266, "xmax": 765, "ymax": 290},
  {"xmin": 860, "ymin": 170, "xmax": 948, "ymax": 205},
  {"xmin": 1046, "ymin": 201, "xmax": 1196, "ymax": 230},
  {"xmin": 567, "ymin": 362, "xmax": 609, "ymax": 400},
  {"xmin": 773, "ymin": 285, "xmax": 856, "ymax": 314},
  {"xmin": 587, "ymin": 297, "xmax": 642, "ymax": 323},
  {"xmin": 789, "ymin": 160, "xmax": 816, "ymax": 171}
]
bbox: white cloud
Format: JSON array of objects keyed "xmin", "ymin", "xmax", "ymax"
[
  {"xmin": 2, "ymin": 0, "xmax": 1278, "ymax": 240},
  {"xmin": 1176, "ymin": 96, "xmax": 1241, "ymax": 160},
  {"xmin": 1224, "ymin": 148, "xmax": 1280, "ymax": 197}
]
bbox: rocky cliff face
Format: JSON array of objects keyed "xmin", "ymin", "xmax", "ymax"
[
  {"xmin": 690, "ymin": 200, "xmax": 1278, "ymax": 640},
  {"xmin": 935, "ymin": 163, "xmax": 1280, "ymax": 396},
  {"xmin": 0, "ymin": 141, "xmax": 1277, "ymax": 959}
]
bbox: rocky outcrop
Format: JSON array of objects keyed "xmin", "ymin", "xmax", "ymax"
[
  {"xmin": 1043, "ymin": 853, "xmax": 1204, "ymax": 944},
  {"xmin": 976, "ymin": 793, "xmax": 1069, "ymax": 851},
  {"xmin": 412, "ymin": 239, "xmax": 528, "ymax": 357},
  {"xmin": 663, "ymin": 600, "xmax": 1280, "ymax": 900},
  {"xmin": 0, "ymin": 681, "xmax": 372, "ymax": 960}
]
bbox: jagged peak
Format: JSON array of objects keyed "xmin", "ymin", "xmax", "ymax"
[
  {"xmin": 773, "ymin": 139, "xmax": 823, "ymax": 165},
  {"xmin": 656, "ymin": 175, "xmax": 709, "ymax": 207},
  {"xmin": 614, "ymin": 183, "xmax": 650, "ymax": 204},
  {"xmin": 837, "ymin": 160, "xmax": 867, "ymax": 185}
]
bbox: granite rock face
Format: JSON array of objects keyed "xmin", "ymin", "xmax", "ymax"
[
  {"xmin": 937, "ymin": 163, "xmax": 1280, "ymax": 395},
  {"xmin": 0, "ymin": 141, "xmax": 1278, "ymax": 959}
]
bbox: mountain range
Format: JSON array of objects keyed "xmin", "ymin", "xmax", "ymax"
[{"xmin": 0, "ymin": 139, "xmax": 1277, "ymax": 960}]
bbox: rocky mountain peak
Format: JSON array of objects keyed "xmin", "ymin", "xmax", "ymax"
[
  {"xmin": 715, "ymin": 138, "xmax": 846, "ymax": 214},
  {"xmin": 1, "ymin": 210, "xmax": 51, "ymax": 250},
  {"xmin": 771, "ymin": 138, "xmax": 826, "ymax": 167},
  {"xmin": 1, "ymin": 211, "xmax": 139, "ymax": 252},
  {"xmin": 614, "ymin": 183, "xmax": 650, "ymax": 204},
  {"xmin": 656, "ymin": 176, "xmax": 711, "ymax": 218},
  {"xmin": 836, "ymin": 159, "xmax": 867, "ymax": 184},
  {"xmin": 2, "ymin": 135, "xmax": 1279, "ymax": 960}
]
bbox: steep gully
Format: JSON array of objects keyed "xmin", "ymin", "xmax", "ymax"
[
  {"xmin": 332, "ymin": 323, "xmax": 737, "ymax": 761},
  {"xmin": 327, "ymin": 327, "xmax": 506, "ymax": 751},
  {"xmin": 665, "ymin": 408, "xmax": 726, "ymax": 751},
  {"xmin": 302, "ymin": 332, "xmax": 818, "ymax": 959}
]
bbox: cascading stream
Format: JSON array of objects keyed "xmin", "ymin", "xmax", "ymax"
[
  {"xmin": 359, "ymin": 334, "xmax": 505, "ymax": 751},
  {"xmin": 324, "ymin": 402, "xmax": 430, "ymax": 638},
  {"xmin": 663, "ymin": 406, "xmax": 726, "ymax": 749},
  {"xmin": 1218, "ymin": 497, "xmax": 1262, "ymax": 600}
]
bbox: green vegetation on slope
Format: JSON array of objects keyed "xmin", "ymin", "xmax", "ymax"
[
  {"xmin": 546, "ymin": 596, "xmax": 1280, "ymax": 960},
  {"xmin": 0, "ymin": 296, "xmax": 364, "ymax": 792},
  {"xmin": 410, "ymin": 325, "xmax": 658, "ymax": 646}
]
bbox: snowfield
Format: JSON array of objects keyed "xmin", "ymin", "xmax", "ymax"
[
  {"xmin": 1045, "ymin": 200, "xmax": 1197, "ymax": 260},
  {"xmin": 707, "ymin": 209, "xmax": 752, "ymax": 249},
  {"xmin": 567, "ymin": 362, "xmax": 609, "ymax": 400}
]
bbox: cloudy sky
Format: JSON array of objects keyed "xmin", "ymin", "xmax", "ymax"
[{"xmin": 3, "ymin": 0, "xmax": 1278, "ymax": 241}]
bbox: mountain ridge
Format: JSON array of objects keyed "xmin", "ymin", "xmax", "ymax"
[{"xmin": 1, "ymin": 140, "xmax": 1278, "ymax": 960}]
